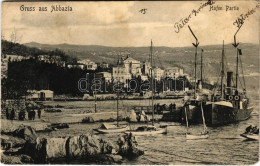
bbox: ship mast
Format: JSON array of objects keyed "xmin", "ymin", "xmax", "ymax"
[
  {"xmin": 232, "ymin": 24, "xmax": 243, "ymax": 90},
  {"xmin": 188, "ymin": 25, "xmax": 199, "ymax": 98},
  {"xmin": 116, "ymin": 55, "xmax": 119, "ymax": 127},
  {"xmin": 200, "ymin": 49, "xmax": 203, "ymax": 88},
  {"xmin": 150, "ymin": 40, "xmax": 154, "ymax": 126},
  {"xmin": 235, "ymin": 48, "xmax": 239, "ymax": 90},
  {"xmin": 220, "ymin": 40, "xmax": 225, "ymax": 99},
  {"xmin": 94, "ymin": 73, "xmax": 97, "ymax": 113}
]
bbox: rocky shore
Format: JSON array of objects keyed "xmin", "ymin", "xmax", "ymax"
[{"xmin": 1, "ymin": 124, "xmax": 144, "ymax": 164}]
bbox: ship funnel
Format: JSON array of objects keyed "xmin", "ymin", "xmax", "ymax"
[
  {"xmin": 227, "ymin": 72, "xmax": 233, "ymax": 87},
  {"xmin": 227, "ymin": 71, "xmax": 233, "ymax": 95}
]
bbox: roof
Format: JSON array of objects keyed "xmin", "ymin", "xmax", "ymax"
[{"xmin": 123, "ymin": 56, "xmax": 140, "ymax": 64}]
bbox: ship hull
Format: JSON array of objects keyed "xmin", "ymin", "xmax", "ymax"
[
  {"xmin": 203, "ymin": 102, "xmax": 253, "ymax": 126},
  {"xmin": 181, "ymin": 101, "xmax": 253, "ymax": 126}
]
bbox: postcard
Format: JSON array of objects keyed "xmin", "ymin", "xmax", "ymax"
[{"xmin": 1, "ymin": 1, "xmax": 259, "ymax": 165}]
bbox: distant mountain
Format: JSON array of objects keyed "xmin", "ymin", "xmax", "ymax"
[{"xmin": 24, "ymin": 42, "xmax": 259, "ymax": 84}]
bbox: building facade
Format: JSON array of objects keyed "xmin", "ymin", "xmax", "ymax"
[{"xmin": 164, "ymin": 67, "xmax": 184, "ymax": 78}]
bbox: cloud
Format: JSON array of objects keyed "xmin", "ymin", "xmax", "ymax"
[{"xmin": 12, "ymin": 2, "xmax": 135, "ymax": 28}]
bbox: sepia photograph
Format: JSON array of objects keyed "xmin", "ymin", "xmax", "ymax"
[{"xmin": 1, "ymin": 0, "xmax": 259, "ymax": 165}]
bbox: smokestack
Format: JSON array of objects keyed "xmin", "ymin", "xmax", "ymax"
[
  {"xmin": 227, "ymin": 71, "xmax": 233, "ymax": 95},
  {"xmin": 227, "ymin": 72, "xmax": 233, "ymax": 87}
]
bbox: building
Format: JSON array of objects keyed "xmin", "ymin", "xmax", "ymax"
[
  {"xmin": 140, "ymin": 75, "xmax": 148, "ymax": 81},
  {"xmin": 164, "ymin": 67, "xmax": 184, "ymax": 78},
  {"xmin": 153, "ymin": 67, "xmax": 164, "ymax": 81},
  {"xmin": 112, "ymin": 56, "xmax": 143, "ymax": 83},
  {"xmin": 123, "ymin": 56, "xmax": 142, "ymax": 76},
  {"xmin": 6, "ymin": 54, "xmax": 25, "ymax": 62},
  {"xmin": 67, "ymin": 64, "xmax": 85, "ymax": 69},
  {"xmin": 27, "ymin": 90, "xmax": 54, "ymax": 101},
  {"xmin": 96, "ymin": 72, "xmax": 112, "ymax": 83},
  {"xmin": 38, "ymin": 55, "xmax": 65, "ymax": 67},
  {"xmin": 78, "ymin": 59, "xmax": 97, "ymax": 70},
  {"xmin": 112, "ymin": 66, "xmax": 131, "ymax": 83},
  {"xmin": 142, "ymin": 61, "xmax": 151, "ymax": 75},
  {"xmin": 98, "ymin": 62, "xmax": 109, "ymax": 69},
  {"xmin": 1, "ymin": 56, "xmax": 8, "ymax": 78}
]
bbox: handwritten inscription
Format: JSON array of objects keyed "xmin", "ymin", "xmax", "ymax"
[
  {"xmin": 20, "ymin": 5, "xmax": 72, "ymax": 12},
  {"xmin": 233, "ymin": 4, "xmax": 259, "ymax": 28},
  {"xmin": 139, "ymin": 8, "xmax": 147, "ymax": 14},
  {"xmin": 174, "ymin": 0, "xmax": 215, "ymax": 33}
]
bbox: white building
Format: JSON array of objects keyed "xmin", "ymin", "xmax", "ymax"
[
  {"xmin": 96, "ymin": 72, "xmax": 112, "ymax": 82},
  {"xmin": 67, "ymin": 64, "xmax": 85, "ymax": 69},
  {"xmin": 27, "ymin": 90, "xmax": 54, "ymax": 101},
  {"xmin": 78, "ymin": 59, "xmax": 97, "ymax": 70},
  {"xmin": 112, "ymin": 56, "xmax": 143, "ymax": 83},
  {"xmin": 164, "ymin": 67, "xmax": 184, "ymax": 78},
  {"xmin": 123, "ymin": 56, "xmax": 142, "ymax": 76},
  {"xmin": 153, "ymin": 67, "xmax": 164, "ymax": 81},
  {"xmin": 6, "ymin": 54, "xmax": 26, "ymax": 62},
  {"xmin": 112, "ymin": 66, "xmax": 131, "ymax": 83}
]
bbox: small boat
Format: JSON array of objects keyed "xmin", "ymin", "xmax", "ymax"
[
  {"xmin": 93, "ymin": 56, "xmax": 129, "ymax": 134},
  {"xmin": 94, "ymin": 123, "xmax": 129, "ymax": 134},
  {"xmin": 125, "ymin": 40, "xmax": 167, "ymax": 136},
  {"xmin": 125, "ymin": 125, "xmax": 167, "ymax": 136},
  {"xmin": 185, "ymin": 102, "xmax": 209, "ymax": 140},
  {"xmin": 240, "ymin": 125, "xmax": 259, "ymax": 140},
  {"xmin": 240, "ymin": 134, "xmax": 259, "ymax": 141}
]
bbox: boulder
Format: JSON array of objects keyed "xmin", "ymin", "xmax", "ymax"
[
  {"xmin": 50, "ymin": 123, "xmax": 69, "ymax": 129},
  {"xmin": 1, "ymin": 154, "xmax": 22, "ymax": 164},
  {"xmin": 128, "ymin": 110, "xmax": 137, "ymax": 122},
  {"xmin": 1, "ymin": 154, "xmax": 33, "ymax": 164},
  {"xmin": 45, "ymin": 137, "xmax": 67, "ymax": 159},
  {"xmin": 1, "ymin": 134, "xmax": 26, "ymax": 150},
  {"xmin": 117, "ymin": 133, "xmax": 144, "ymax": 157},
  {"xmin": 13, "ymin": 125, "xmax": 37, "ymax": 143},
  {"xmin": 25, "ymin": 137, "xmax": 68, "ymax": 162},
  {"xmin": 82, "ymin": 116, "xmax": 95, "ymax": 123},
  {"xmin": 139, "ymin": 115, "xmax": 145, "ymax": 122},
  {"xmin": 67, "ymin": 134, "xmax": 102, "ymax": 159},
  {"xmin": 97, "ymin": 154, "xmax": 122, "ymax": 163}
]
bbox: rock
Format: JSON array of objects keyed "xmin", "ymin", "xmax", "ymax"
[
  {"xmin": 99, "ymin": 138, "xmax": 118, "ymax": 154},
  {"xmin": 145, "ymin": 115, "xmax": 150, "ymax": 121},
  {"xmin": 139, "ymin": 115, "xmax": 145, "ymax": 122},
  {"xmin": 44, "ymin": 109, "xmax": 61, "ymax": 113},
  {"xmin": 19, "ymin": 154, "xmax": 34, "ymax": 163},
  {"xmin": 1, "ymin": 154, "xmax": 22, "ymax": 164},
  {"xmin": 67, "ymin": 134, "xmax": 102, "ymax": 159},
  {"xmin": 82, "ymin": 116, "xmax": 95, "ymax": 123},
  {"xmin": 128, "ymin": 110, "xmax": 137, "ymax": 122},
  {"xmin": 45, "ymin": 137, "xmax": 67, "ymax": 159},
  {"xmin": 98, "ymin": 154, "xmax": 123, "ymax": 163},
  {"xmin": 67, "ymin": 134, "xmax": 117, "ymax": 159},
  {"xmin": 1, "ymin": 134, "xmax": 26, "ymax": 150},
  {"xmin": 50, "ymin": 123, "xmax": 69, "ymax": 129},
  {"xmin": 1, "ymin": 153, "xmax": 33, "ymax": 164},
  {"xmin": 24, "ymin": 137, "xmax": 68, "ymax": 162},
  {"xmin": 117, "ymin": 133, "xmax": 144, "ymax": 157},
  {"xmin": 141, "ymin": 110, "xmax": 146, "ymax": 115},
  {"xmin": 13, "ymin": 125, "xmax": 37, "ymax": 143}
]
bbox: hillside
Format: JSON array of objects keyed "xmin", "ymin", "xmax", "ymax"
[{"xmin": 24, "ymin": 42, "xmax": 259, "ymax": 79}]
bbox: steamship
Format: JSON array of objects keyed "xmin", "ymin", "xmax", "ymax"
[{"xmin": 182, "ymin": 41, "xmax": 253, "ymax": 126}]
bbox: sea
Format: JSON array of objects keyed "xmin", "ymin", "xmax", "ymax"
[{"xmin": 38, "ymin": 98, "xmax": 259, "ymax": 165}]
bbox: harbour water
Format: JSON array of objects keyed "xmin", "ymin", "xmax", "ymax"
[{"xmin": 38, "ymin": 98, "xmax": 259, "ymax": 165}]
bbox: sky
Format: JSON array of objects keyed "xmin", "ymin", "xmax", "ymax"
[{"xmin": 1, "ymin": 1, "xmax": 259, "ymax": 47}]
